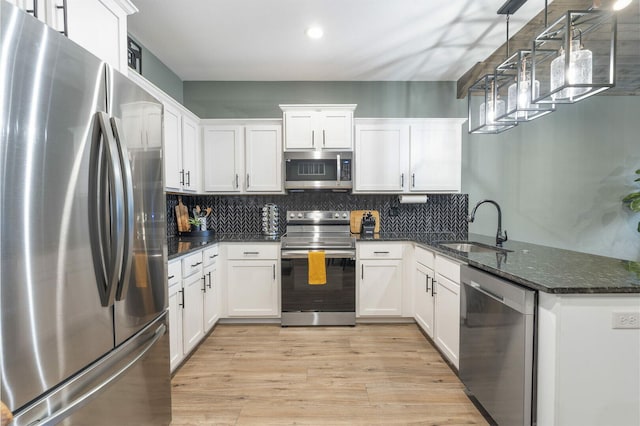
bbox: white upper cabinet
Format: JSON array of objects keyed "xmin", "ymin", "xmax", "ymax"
[
  {"xmin": 202, "ymin": 121, "xmax": 284, "ymax": 194},
  {"xmin": 203, "ymin": 126, "xmax": 243, "ymax": 192},
  {"xmin": 244, "ymin": 125, "xmax": 283, "ymax": 192},
  {"xmin": 163, "ymin": 102, "xmax": 200, "ymax": 193},
  {"xmin": 354, "ymin": 124, "xmax": 408, "ymax": 192},
  {"xmin": 280, "ymin": 104, "xmax": 356, "ymax": 151},
  {"xmin": 8, "ymin": 0, "xmax": 135, "ymax": 71},
  {"xmin": 354, "ymin": 118, "xmax": 465, "ymax": 194},
  {"xmin": 410, "ymin": 121, "xmax": 462, "ymax": 192}
]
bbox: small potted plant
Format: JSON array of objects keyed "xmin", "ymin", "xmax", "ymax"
[
  {"xmin": 188, "ymin": 217, "xmax": 205, "ymax": 231},
  {"xmin": 622, "ymin": 168, "xmax": 640, "ymax": 275},
  {"xmin": 623, "ymin": 168, "xmax": 640, "ymax": 233}
]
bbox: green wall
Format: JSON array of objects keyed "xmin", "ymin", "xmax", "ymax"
[
  {"xmin": 182, "ymin": 81, "xmax": 465, "ymax": 119},
  {"xmin": 462, "ymin": 95, "xmax": 640, "ymax": 261},
  {"xmin": 128, "ymin": 35, "xmax": 184, "ymax": 103}
]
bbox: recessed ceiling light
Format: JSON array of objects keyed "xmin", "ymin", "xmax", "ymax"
[
  {"xmin": 305, "ymin": 26, "xmax": 324, "ymax": 40},
  {"xmin": 613, "ymin": 0, "xmax": 632, "ymax": 10}
]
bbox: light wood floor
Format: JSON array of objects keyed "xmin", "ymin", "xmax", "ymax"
[{"xmin": 171, "ymin": 324, "xmax": 488, "ymax": 425}]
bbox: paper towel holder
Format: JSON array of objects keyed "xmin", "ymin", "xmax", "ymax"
[{"xmin": 398, "ymin": 195, "xmax": 428, "ymax": 204}]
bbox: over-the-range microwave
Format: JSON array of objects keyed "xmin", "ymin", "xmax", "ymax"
[{"xmin": 284, "ymin": 151, "xmax": 352, "ymax": 190}]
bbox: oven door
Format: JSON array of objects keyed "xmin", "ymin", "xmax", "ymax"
[{"xmin": 281, "ymin": 250, "xmax": 356, "ymax": 314}]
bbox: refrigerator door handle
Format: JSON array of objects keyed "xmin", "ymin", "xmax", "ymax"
[
  {"xmin": 15, "ymin": 322, "xmax": 167, "ymax": 426},
  {"xmin": 110, "ymin": 117, "xmax": 134, "ymax": 301},
  {"xmin": 89, "ymin": 112, "xmax": 124, "ymax": 307}
]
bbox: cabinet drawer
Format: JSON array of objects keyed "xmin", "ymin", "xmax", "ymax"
[
  {"xmin": 415, "ymin": 245, "xmax": 434, "ymax": 268},
  {"xmin": 168, "ymin": 260, "xmax": 181, "ymax": 286},
  {"xmin": 227, "ymin": 244, "xmax": 279, "ymax": 260},
  {"xmin": 358, "ymin": 243, "xmax": 404, "ymax": 259},
  {"xmin": 203, "ymin": 245, "xmax": 220, "ymax": 266},
  {"xmin": 182, "ymin": 252, "xmax": 204, "ymax": 278},
  {"xmin": 435, "ymin": 254, "xmax": 461, "ymax": 283}
]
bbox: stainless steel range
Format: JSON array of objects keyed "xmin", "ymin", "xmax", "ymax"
[{"xmin": 280, "ymin": 211, "xmax": 356, "ymax": 326}]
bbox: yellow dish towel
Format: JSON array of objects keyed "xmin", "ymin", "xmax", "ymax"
[{"xmin": 308, "ymin": 251, "xmax": 327, "ymax": 285}]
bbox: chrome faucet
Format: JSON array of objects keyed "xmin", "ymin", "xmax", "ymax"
[{"xmin": 468, "ymin": 199, "xmax": 508, "ymax": 247}]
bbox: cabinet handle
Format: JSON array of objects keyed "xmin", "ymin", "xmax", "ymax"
[
  {"xmin": 179, "ymin": 289, "xmax": 184, "ymax": 308},
  {"xmin": 312, "ymin": 130, "xmax": 315, "ymax": 147},
  {"xmin": 201, "ymin": 276, "xmax": 207, "ymax": 292},
  {"xmin": 431, "ymin": 279, "xmax": 437, "ymax": 296},
  {"xmin": 425, "ymin": 275, "xmax": 429, "ymax": 293},
  {"xmin": 373, "ymin": 251, "xmax": 389, "ymax": 254},
  {"xmin": 191, "ymin": 261, "xmax": 202, "ymax": 267},
  {"xmin": 243, "ymin": 251, "xmax": 259, "ymax": 255},
  {"xmin": 322, "ymin": 130, "xmax": 326, "ymax": 146},
  {"xmin": 179, "ymin": 169, "xmax": 185, "ymax": 185},
  {"xmin": 209, "ymin": 254, "xmax": 218, "ymax": 259},
  {"xmin": 235, "ymin": 174, "xmax": 239, "ymax": 188},
  {"xmin": 361, "ymin": 264, "xmax": 364, "ymax": 279},
  {"xmin": 247, "ymin": 174, "xmax": 250, "ymax": 188},
  {"xmin": 273, "ymin": 264, "xmax": 276, "ymax": 280},
  {"xmin": 207, "ymin": 272, "xmax": 212, "ymax": 289},
  {"xmin": 412, "ymin": 173, "xmax": 415, "ymax": 188},
  {"xmin": 168, "ymin": 275, "xmax": 175, "ymax": 280},
  {"xmin": 186, "ymin": 171, "xmax": 191, "ymax": 187},
  {"xmin": 401, "ymin": 173, "xmax": 404, "ymax": 188}
]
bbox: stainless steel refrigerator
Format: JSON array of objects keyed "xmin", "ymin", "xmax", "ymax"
[{"xmin": 0, "ymin": 1, "xmax": 171, "ymax": 424}]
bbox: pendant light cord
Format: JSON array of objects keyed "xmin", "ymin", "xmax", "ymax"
[{"xmin": 506, "ymin": 14, "xmax": 510, "ymax": 58}]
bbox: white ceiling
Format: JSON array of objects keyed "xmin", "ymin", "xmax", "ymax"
[{"xmin": 128, "ymin": 0, "xmax": 549, "ymax": 82}]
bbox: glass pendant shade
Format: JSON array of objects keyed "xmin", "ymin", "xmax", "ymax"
[
  {"xmin": 494, "ymin": 50, "xmax": 555, "ymax": 122},
  {"xmin": 468, "ymin": 74, "xmax": 517, "ymax": 134},
  {"xmin": 532, "ymin": 9, "xmax": 616, "ymax": 104}
]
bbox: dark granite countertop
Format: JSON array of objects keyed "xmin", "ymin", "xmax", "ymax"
[
  {"xmin": 167, "ymin": 231, "xmax": 640, "ymax": 294},
  {"xmin": 168, "ymin": 233, "xmax": 280, "ymax": 260},
  {"xmin": 367, "ymin": 233, "xmax": 640, "ymax": 294}
]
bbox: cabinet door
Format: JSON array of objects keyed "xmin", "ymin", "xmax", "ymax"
[
  {"xmin": 245, "ymin": 125, "xmax": 282, "ymax": 192},
  {"xmin": 66, "ymin": 0, "xmax": 125, "ymax": 70},
  {"xmin": 202, "ymin": 264, "xmax": 220, "ymax": 332},
  {"xmin": 320, "ymin": 111, "xmax": 352, "ymax": 150},
  {"xmin": 354, "ymin": 124, "xmax": 408, "ymax": 192},
  {"xmin": 409, "ymin": 122, "xmax": 461, "ymax": 192},
  {"xmin": 168, "ymin": 282, "xmax": 183, "ymax": 372},
  {"xmin": 434, "ymin": 274, "xmax": 460, "ymax": 368},
  {"xmin": 203, "ymin": 126, "xmax": 243, "ymax": 192},
  {"xmin": 181, "ymin": 115, "xmax": 199, "ymax": 192},
  {"xmin": 284, "ymin": 111, "xmax": 315, "ymax": 150},
  {"xmin": 226, "ymin": 260, "xmax": 279, "ymax": 317},
  {"xmin": 414, "ymin": 263, "xmax": 435, "ymax": 338},
  {"xmin": 182, "ymin": 273, "xmax": 205, "ymax": 354},
  {"xmin": 164, "ymin": 104, "xmax": 182, "ymax": 191},
  {"xmin": 358, "ymin": 259, "xmax": 403, "ymax": 316}
]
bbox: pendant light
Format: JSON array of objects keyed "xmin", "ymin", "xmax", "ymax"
[
  {"xmin": 468, "ymin": 4, "xmax": 520, "ymax": 134},
  {"xmin": 494, "ymin": 1, "xmax": 555, "ymax": 122},
  {"xmin": 531, "ymin": 2, "xmax": 616, "ymax": 104}
]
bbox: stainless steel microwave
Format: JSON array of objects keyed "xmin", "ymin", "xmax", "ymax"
[{"xmin": 284, "ymin": 151, "xmax": 352, "ymax": 190}]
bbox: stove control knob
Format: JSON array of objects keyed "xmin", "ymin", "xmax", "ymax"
[
  {"xmin": 290, "ymin": 213, "xmax": 295, "ymax": 218},
  {"xmin": 342, "ymin": 213, "xmax": 348, "ymax": 218},
  {"xmin": 334, "ymin": 213, "xmax": 340, "ymax": 218},
  {"xmin": 297, "ymin": 213, "xmax": 303, "ymax": 218}
]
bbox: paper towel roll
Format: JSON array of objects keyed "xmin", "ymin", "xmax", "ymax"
[{"xmin": 399, "ymin": 195, "xmax": 428, "ymax": 204}]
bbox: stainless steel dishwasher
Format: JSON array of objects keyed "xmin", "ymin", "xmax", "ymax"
[{"xmin": 459, "ymin": 265, "xmax": 537, "ymax": 426}]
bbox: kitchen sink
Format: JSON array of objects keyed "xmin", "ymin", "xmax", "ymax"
[{"xmin": 438, "ymin": 241, "xmax": 512, "ymax": 254}]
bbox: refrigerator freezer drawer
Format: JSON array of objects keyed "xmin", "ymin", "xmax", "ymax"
[{"xmin": 12, "ymin": 313, "xmax": 171, "ymax": 426}]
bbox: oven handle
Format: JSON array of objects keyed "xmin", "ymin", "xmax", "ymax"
[{"xmin": 281, "ymin": 250, "xmax": 356, "ymax": 259}]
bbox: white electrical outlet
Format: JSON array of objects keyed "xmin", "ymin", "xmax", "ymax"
[{"xmin": 612, "ymin": 312, "xmax": 640, "ymax": 329}]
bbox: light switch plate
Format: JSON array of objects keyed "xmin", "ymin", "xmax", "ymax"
[{"xmin": 612, "ymin": 312, "xmax": 640, "ymax": 329}]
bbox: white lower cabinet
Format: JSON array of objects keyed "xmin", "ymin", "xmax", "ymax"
[
  {"xmin": 433, "ymin": 272, "xmax": 460, "ymax": 368},
  {"xmin": 181, "ymin": 261, "xmax": 205, "ymax": 355},
  {"xmin": 224, "ymin": 243, "xmax": 280, "ymax": 318},
  {"xmin": 357, "ymin": 243, "xmax": 407, "ymax": 317},
  {"xmin": 168, "ymin": 260, "xmax": 184, "ymax": 372},
  {"xmin": 414, "ymin": 262, "xmax": 435, "ymax": 338},
  {"xmin": 203, "ymin": 262, "xmax": 220, "ymax": 331}
]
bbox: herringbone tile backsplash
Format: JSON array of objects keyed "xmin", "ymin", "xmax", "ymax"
[{"xmin": 167, "ymin": 193, "xmax": 468, "ymax": 238}]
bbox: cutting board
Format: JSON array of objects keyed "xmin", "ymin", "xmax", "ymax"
[
  {"xmin": 175, "ymin": 196, "xmax": 190, "ymax": 232},
  {"xmin": 350, "ymin": 210, "xmax": 380, "ymax": 234}
]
